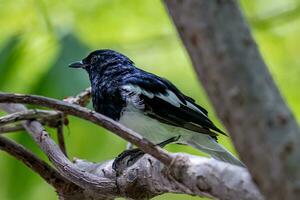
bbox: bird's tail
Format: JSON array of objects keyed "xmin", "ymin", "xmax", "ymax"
[{"xmin": 180, "ymin": 132, "xmax": 245, "ymax": 167}]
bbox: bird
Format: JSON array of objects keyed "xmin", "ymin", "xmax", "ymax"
[{"xmin": 69, "ymin": 49, "xmax": 244, "ymax": 167}]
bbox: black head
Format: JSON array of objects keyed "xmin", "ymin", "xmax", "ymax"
[{"xmin": 69, "ymin": 49, "xmax": 134, "ymax": 72}]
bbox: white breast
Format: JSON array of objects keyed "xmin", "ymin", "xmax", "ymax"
[
  {"xmin": 118, "ymin": 107, "xmax": 222, "ymax": 152},
  {"xmin": 119, "ymin": 108, "xmax": 178, "ymax": 144}
]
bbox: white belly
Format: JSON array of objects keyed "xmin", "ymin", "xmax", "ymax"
[
  {"xmin": 118, "ymin": 108, "xmax": 225, "ymax": 153},
  {"xmin": 119, "ymin": 110, "xmax": 178, "ymax": 144}
]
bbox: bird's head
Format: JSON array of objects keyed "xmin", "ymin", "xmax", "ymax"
[{"xmin": 69, "ymin": 49, "xmax": 134, "ymax": 73}]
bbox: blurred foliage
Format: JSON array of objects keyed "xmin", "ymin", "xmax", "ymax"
[{"xmin": 0, "ymin": 0, "xmax": 299, "ymax": 199}]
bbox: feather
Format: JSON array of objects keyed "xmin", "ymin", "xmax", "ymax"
[
  {"xmin": 120, "ymin": 78, "xmax": 225, "ymax": 137},
  {"xmin": 76, "ymin": 49, "xmax": 241, "ymax": 166}
]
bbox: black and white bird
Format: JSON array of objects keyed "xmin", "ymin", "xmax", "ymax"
[{"xmin": 69, "ymin": 49, "xmax": 243, "ymax": 167}]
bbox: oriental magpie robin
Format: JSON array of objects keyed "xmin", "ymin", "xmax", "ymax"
[{"xmin": 69, "ymin": 49, "xmax": 244, "ymax": 167}]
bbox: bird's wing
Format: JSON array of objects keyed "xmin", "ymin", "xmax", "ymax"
[{"xmin": 120, "ymin": 74, "xmax": 226, "ymax": 138}]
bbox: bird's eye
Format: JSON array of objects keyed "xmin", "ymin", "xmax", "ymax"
[{"xmin": 91, "ymin": 56, "xmax": 99, "ymax": 64}]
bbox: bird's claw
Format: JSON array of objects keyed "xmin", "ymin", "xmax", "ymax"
[
  {"xmin": 112, "ymin": 135, "xmax": 181, "ymax": 176},
  {"xmin": 112, "ymin": 148, "xmax": 144, "ymax": 175}
]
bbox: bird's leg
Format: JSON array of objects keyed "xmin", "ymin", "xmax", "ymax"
[{"xmin": 112, "ymin": 135, "xmax": 181, "ymax": 175}]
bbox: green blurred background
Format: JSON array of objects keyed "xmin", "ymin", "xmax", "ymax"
[{"xmin": 0, "ymin": 0, "xmax": 299, "ymax": 199}]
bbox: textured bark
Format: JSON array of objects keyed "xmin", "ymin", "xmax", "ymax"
[
  {"xmin": 0, "ymin": 98, "xmax": 262, "ymax": 199},
  {"xmin": 0, "ymin": 109, "xmax": 58, "ymax": 126},
  {"xmin": 0, "ymin": 93, "xmax": 173, "ymax": 166},
  {"xmin": 164, "ymin": 1, "xmax": 300, "ymax": 199},
  {"xmin": 0, "ymin": 103, "xmax": 117, "ymax": 195},
  {"xmin": 63, "ymin": 87, "xmax": 91, "ymax": 106},
  {"xmin": 0, "ymin": 135, "xmax": 75, "ymax": 189},
  {"xmin": 57, "ymin": 123, "xmax": 67, "ymax": 157},
  {"xmin": 0, "ymin": 123, "xmax": 24, "ymax": 133},
  {"xmin": 74, "ymin": 154, "xmax": 262, "ymax": 200}
]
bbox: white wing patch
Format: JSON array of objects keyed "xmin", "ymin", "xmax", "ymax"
[
  {"xmin": 156, "ymin": 90, "xmax": 181, "ymax": 107},
  {"xmin": 121, "ymin": 85, "xmax": 145, "ymax": 109},
  {"xmin": 186, "ymin": 102, "xmax": 207, "ymax": 117},
  {"xmin": 121, "ymin": 84, "xmax": 208, "ymax": 117},
  {"xmin": 121, "ymin": 84, "xmax": 154, "ymax": 98},
  {"xmin": 119, "ymin": 109, "xmax": 178, "ymax": 144},
  {"xmin": 121, "ymin": 84, "xmax": 181, "ymax": 107}
]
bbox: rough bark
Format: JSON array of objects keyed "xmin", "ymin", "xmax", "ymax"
[
  {"xmin": 0, "ymin": 135, "xmax": 77, "ymax": 191},
  {"xmin": 74, "ymin": 154, "xmax": 262, "ymax": 200},
  {"xmin": 0, "ymin": 109, "xmax": 58, "ymax": 126},
  {"xmin": 0, "ymin": 126, "xmax": 262, "ymax": 200},
  {"xmin": 0, "ymin": 103, "xmax": 117, "ymax": 195},
  {"xmin": 164, "ymin": 1, "xmax": 300, "ymax": 199},
  {"xmin": 0, "ymin": 93, "xmax": 173, "ymax": 166},
  {"xmin": 0, "ymin": 96, "xmax": 262, "ymax": 199},
  {"xmin": 0, "ymin": 123, "xmax": 24, "ymax": 133}
]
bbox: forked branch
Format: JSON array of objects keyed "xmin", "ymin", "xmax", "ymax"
[{"xmin": 0, "ymin": 90, "xmax": 262, "ymax": 199}]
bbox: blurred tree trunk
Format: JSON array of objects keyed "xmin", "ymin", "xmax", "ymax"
[{"xmin": 164, "ymin": 0, "xmax": 300, "ymax": 200}]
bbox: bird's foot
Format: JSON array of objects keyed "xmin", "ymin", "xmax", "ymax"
[
  {"xmin": 112, "ymin": 148, "xmax": 144, "ymax": 176},
  {"xmin": 112, "ymin": 135, "xmax": 181, "ymax": 175}
]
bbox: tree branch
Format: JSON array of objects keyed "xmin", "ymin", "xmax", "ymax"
[
  {"xmin": 0, "ymin": 99, "xmax": 262, "ymax": 199},
  {"xmin": 64, "ymin": 87, "xmax": 91, "ymax": 106},
  {"xmin": 0, "ymin": 93, "xmax": 173, "ymax": 166},
  {"xmin": 0, "ymin": 123, "xmax": 24, "ymax": 133},
  {"xmin": 164, "ymin": 0, "xmax": 300, "ymax": 199},
  {"xmin": 57, "ymin": 122, "xmax": 67, "ymax": 157},
  {"xmin": 0, "ymin": 1, "xmax": 286, "ymax": 198},
  {"xmin": 0, "ymin": 103, "xmax": 117, "ymax": 195},
  {"xmin": 0, "ymin": 109, "xmax": 58, "ymax": 126},
  {"xmin": 0, "ymin": 135, "xmax": 81, "ymax": 194},
  {"xmin": 73, "ymin": 153, "xmax": 262, "ymax": 200},
  {"xmin": 0, "ymin": 135, "xmax": 114, "ymax": 200}
]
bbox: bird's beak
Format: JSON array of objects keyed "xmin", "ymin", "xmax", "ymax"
[{"xmin": 69, "ymin": 61, "xmax": 85, "ymax": 68}]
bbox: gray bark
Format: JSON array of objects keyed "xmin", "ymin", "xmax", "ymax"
[
  {"xmin": 0, "ymin": 93, "xmax": 173, "ymax": 166},
  {"xmin": 164, "ymin": 1, "xmax": 300, "ymax": 199},
  {"xmin": 0, "ymin": 109, "xmax": 58, "ymax": 126},
  {"xmin": 0, "ymin": 100, "xmax": 262, "ymax": 200}
]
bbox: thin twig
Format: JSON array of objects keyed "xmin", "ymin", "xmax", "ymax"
[
  {"xmin": 0, "ymin": 103, "xmax": 117, "ymax": 195},
  {"xmin": 57, "ymin": 122, "xmax": 67, "ymax": 157},
  {"xmin": 0, "ymin": 119, "xmax": 61, "ymax": 135},
  {"xmin": 0, "ymin": 102, "xmax": 262, "ymax": 199},
  {"xmin": 24, "ymin": 120, "xmax": 116, "ymax": 193},
  {"xmin": 58, "ymin": 87, "xmax": 91, "ymax": 158},
  {"xmin": 0, "ymin": 93, "xmax": 173, "ymax": 166},
  {"xmin": 0, "ymin": 123, "xmax": 24, "ymax": 133},
  {"xmin": 64, "ymin": 87, "xmax": 91, "ymax": 106},
  {"xmin": 0, "ymin": 102, "xmax": 262, "ymax": 200},
  {"xmin": 58, "ymin": 87, "xmax": 92, "ymax": 157},
  {"xmin": 0, "ymin": 109, "xmax": 58, "ymax": 126},
  {"xmin": 54, "ymin": 111, "xmax": 68, "ymax": 158}
]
